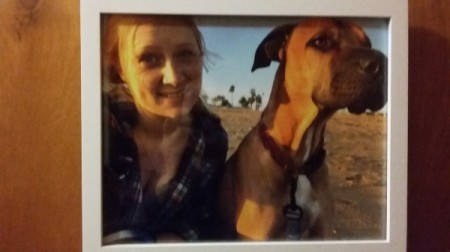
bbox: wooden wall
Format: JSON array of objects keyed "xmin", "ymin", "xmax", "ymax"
[
  {"xmin": 0, "ymin": 0, "xmax": 448, "ymax": 251},
  {"xmin": 408, "ymin": 0, "xmax": 450, "ymax": 251},
  {"xmin": 0, "ymin": 0, "xmax": 81, "ymax": 251}
]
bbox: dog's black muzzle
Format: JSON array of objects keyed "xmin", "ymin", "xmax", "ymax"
[{"xmin": 330, "ymin": 48, "xmax": 388, "ymax": 114}]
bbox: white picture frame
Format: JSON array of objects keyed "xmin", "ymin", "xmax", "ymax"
[{"xmin": 81, "ymin": 0, "xmax": 408, "ymax": 251}]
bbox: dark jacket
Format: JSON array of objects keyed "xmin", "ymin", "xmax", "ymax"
[{"xmin": 102, "ymin": 88, "xmax": 228, "ymax": 243}]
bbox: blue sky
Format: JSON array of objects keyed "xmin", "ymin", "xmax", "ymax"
[{"xmin": 195, "ymin": 16, "xmax": 389, "ymax": 108}]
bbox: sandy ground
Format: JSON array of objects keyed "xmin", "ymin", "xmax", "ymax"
[{"xmin": 211, "ymin": 107, "xmax": 387, "ymax": 240}]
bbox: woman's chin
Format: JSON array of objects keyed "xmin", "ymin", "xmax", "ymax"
[
  {"xmin": 137, "ymin": 94, "xmax": 198, "ymax": 120},
  {"xmin": 158, "ymin": 103, "xmax": 194, "ymax": 120},
  {"xmin": 162, "ymin": 110, "xmax": 187, "ymax": 119}
]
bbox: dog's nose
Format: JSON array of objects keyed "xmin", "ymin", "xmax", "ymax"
[{"xmin": 359, "ymin": 57, "xmax": 381, "ymax": 74}]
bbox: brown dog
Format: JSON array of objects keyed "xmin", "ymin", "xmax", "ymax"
[{"xmin": 219, "ymin": 18, "xmax": 387, "ymax": 240}]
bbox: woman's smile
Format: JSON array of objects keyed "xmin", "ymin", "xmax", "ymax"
[
  {"xmin": 118, "ymin": 18, "xmax": 203, "ymax": 118},
  {"xmin": 160, "ymin": 91, "xmax": 183, "ymax": 98},
  {"xmin": 157, "ymin": 88, "xmax": 185, "ymax": 101}
]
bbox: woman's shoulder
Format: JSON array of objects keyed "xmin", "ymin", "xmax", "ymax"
[
  {"xmin": 192, "ymin": 102, "xmax": 228, "ymax": 149},
  {"xmin": 103, "ymin": 84, "xmax": 138, "ymax": 128},
  {"xmin": 192, "ymin": 102, "xmax": 225, "ymax": 133}
]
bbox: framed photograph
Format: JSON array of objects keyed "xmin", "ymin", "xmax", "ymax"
[{"xmin": 81, "ymin": 0, "xmax": 408, "ymax": 251}]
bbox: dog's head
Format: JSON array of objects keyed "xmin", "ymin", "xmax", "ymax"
[{"xmin": 252, "ymin": 18, "xmax": 387, "ymax": 114}]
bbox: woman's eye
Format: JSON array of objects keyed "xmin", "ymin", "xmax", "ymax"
[
  {"xmin": 139, "ymin": 53, "xmax": 162, "ymax": 67},
  {"xmin": 176, "ymin": 50, "xmax": 198, "ymax": 62}
]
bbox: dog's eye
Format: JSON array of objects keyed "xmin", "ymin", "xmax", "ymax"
[{"xmin": 309, "ymin": 36, "xmax": 336, "ymax": 51}]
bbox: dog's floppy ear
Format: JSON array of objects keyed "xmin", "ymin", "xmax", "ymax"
[{"xmin": 251, "ymin": 24, "xmax": 296, "ymax": 72}]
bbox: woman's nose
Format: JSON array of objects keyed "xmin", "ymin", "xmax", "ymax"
[{"xmin": 162, "ymin": 62, "xmax": 184, "ymax": 85}]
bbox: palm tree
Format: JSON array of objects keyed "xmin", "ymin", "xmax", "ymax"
[
  {"xmin": 249, "ymin": 88, "xmax": 256, "ymax": 109},
  {"xmin": 239, "ymin": 96, "xmax": 249, "ymax": 108},
  {"xmin": 229, "ymin": 85, "xmax": 235, "ymax": 106},
  {"xmin": 255, "ymin": 94, "xmax": 262, "ymax": 111}
]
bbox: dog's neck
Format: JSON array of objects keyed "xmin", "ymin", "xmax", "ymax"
[
  {"xmin": 262, "ymin": 107, "xmax": 332, "ymax": 163},
  {"xmin": 262, "ymin": 68, "xmax": 335, "ymax": 163}
]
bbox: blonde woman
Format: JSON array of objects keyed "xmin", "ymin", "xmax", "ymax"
[{"xmin": 101, "ymin": 14, "xmax": 228, "ymax": 243}]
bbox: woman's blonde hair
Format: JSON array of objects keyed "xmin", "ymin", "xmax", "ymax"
[{"xmin": 102, "ymin": 14, "xmax": 205, "ymax": 84}]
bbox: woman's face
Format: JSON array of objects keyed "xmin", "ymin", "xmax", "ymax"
[{"xmin": 119, "ymin": 18, "xmax": 203, "ymax": 119}]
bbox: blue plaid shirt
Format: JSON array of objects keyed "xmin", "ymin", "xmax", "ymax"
[{"xmin": 102, "ymin": 93, "xmax": 228, "ymax": 244}]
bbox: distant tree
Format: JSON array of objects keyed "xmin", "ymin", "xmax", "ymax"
[
  {"xmin": 250, "ymin": 88, "xmax": 256, "ymax": 98},
  {"xmin": 222, "ymin": 99, "xmax": 232, "ymax": 107},
  {"xmin": 248, "ymin": 88, "xmax": 256, "ymax": 109},
  {"xmin": 211, "ymin": 95, "xmax": 223, "ymax": 106},
  {"xmin": 239, "ymin": 96, "xmax": 249, "ymax": 108},
  {"xmin": 211, "ymin": 95, "xmax": 231, "ymax": 107},
  {"xmin": 255, "ymin": 94, "xmax": 262, "ymax": 111},
  {"xmin": 248, "ymin": 96, "xmax": 255, "ymax": 109},
  {"xmin": 229, "ymin": 85, "xmax": 235, "ymax": 106}
]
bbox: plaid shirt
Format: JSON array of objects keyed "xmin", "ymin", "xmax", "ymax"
[{"xmin": 102, "ymin": 92, "xmax": 228, "ymax": 244}]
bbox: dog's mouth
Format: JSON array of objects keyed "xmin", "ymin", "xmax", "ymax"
[
  {"xmin": 345, "ymin": 72, "xmax": 387, "ymax": 114},
  {"xmin": 328, "ymin": 48, "xmax": 387, "ymax": 114},
  {"xmin": 347, "ymin": 93, "xmax": 386, "ymax": 114}
]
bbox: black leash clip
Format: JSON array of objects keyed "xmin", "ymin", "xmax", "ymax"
[{"xmin": 284, "ymin": 204, "xmax": 303, "ymax": 240}]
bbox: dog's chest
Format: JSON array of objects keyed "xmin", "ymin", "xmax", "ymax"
[
  {"xmin": 295, "ymin": 175, "xmax": 321, "ymax": 234},
  {"xmin": 264, "ymin": 174, "xmax": 321, "ymax": 239}
]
